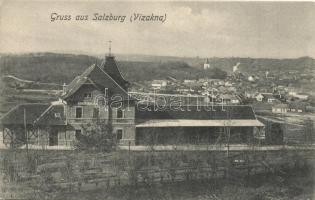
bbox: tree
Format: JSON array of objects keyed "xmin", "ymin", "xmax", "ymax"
[{"xmin": 74, "ymin": 119, "xmax": 115, "ymax": 152}]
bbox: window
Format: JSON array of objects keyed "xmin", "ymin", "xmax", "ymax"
[
  {"xmin": 75, "ymin": 107, "xmax": 83, "ymax": 118},
  {"xmin": 117, "ymin": 109, "xmax": 124, "ymax": 118},
  {"xmin": 84, "ymin": 93, "xmax": 92, "ymax": 98},
  {"xmin": 116, "ymin": 129, "xmax": 123, "ymax": 140}
]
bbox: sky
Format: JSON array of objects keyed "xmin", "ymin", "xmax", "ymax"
[{"xmin": 0, "ymin": 1, "xmax": 314, "ymax": 58}]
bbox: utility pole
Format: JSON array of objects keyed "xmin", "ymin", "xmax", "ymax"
[
  {"xmin": 24, "ymin": 108, "xmax": 29, "ymax": 155},
  {"xmin": 224, "ymin": 106, "xmax": 231, "ymax": 181}
]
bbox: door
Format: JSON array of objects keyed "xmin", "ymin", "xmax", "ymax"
[{"xmin": 49, "ymin": 129, "xmax": 58, "ymax": 146}]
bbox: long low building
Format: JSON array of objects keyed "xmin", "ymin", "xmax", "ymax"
[
  {"xmin": 0, "ymin": 55, "xmax": 265, "ymax": 149},
  {"xmin": 135, "ymin": 104, "xmax": 264, "ymax": 145}
]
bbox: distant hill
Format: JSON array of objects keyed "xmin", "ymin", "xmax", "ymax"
[
  {"xmin": 0, "ymin": 53, "xmax": 227, "ymax": 84},
  {"xmin": 113, "ymin": 54, "xmax": 315, "ymax": 73},
  {"xmin": 0, "ymin": 53, "xmax": 98, "ymax": 84},
  {"xmin": 1, "ymin": 53, "xmax": 314, "ymax": 85}
]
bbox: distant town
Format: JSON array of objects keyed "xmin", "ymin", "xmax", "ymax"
[{"xmin": 131, "ymin": 58, "xmax": 315, "ymax": 114}]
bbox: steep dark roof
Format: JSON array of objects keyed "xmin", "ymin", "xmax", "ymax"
[
  {"xmin": 135, "ymin": 105, "xmax": 256, "ymax": 122},
  {"xmin": 0, "ymin": 104, "xmax": 50, "ymax": 125},
  {"xmin": 100, "ymin": 56, "xmax": 130, "ymax": 90},
  {"xmin": 0, "ymin": 103, "xmax": 66, "ymax": 126},
  {"xmin": 34, "ymin": 104, "xmax": 66, "ymax": 126},
  {"xmin": 62, "ymin": 64, "xmax": 134, "ymax": 101}
]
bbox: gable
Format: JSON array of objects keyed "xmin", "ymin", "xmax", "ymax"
[
  {"xmin": 62, "ymin": 64, "xmax": 134, "ymax": 102},
  {"xmin": 88, "ymin": 66, "xmax": 131, "ymax": 100}
]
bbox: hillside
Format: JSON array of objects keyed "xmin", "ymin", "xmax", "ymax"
[
  {"xmin": 98, "ymin": 54, "xmax": 315, "ymax": 71},
  {"xmin": 114, "ymin": 54, "xmax": 315, "ymax": 74},
  {"xmin": 0, "ymin": 53, "xmax": 97, "ymax": 84},
  {"xmin": 1, "ymin": 53, "xmax": 314, "ymax": 85},
  {"xmin": 0, "ymin": 53, "xmax": 227, "ymax": 84}
]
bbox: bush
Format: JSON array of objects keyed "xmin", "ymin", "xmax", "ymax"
[{"xmin": 74, "ymin": 120, "xmax": 115, "ymax": 152}]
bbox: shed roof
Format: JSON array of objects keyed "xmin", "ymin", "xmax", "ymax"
[
  {"xmin": 34, "ymin": 104, "xmax": 66, "ymax": 126},
  {"xmin": 0, "ymin": 103, "xmax": 66, "ymax": 126},
  {"xmin": 0, "ymin": 103, "xmax": 50, "ymax": 125},
  {"xmin": 136, "ymin": 105, "xmax": 257, "ymax": 121}
]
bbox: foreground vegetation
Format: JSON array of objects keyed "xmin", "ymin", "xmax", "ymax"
[
  {"xmin": 57, "ymin": 169, "xmax": 314, "ymax": 200},
  {"xmin": 0, "ymin": 149, "xmax": 314, "ymax": 200}
]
